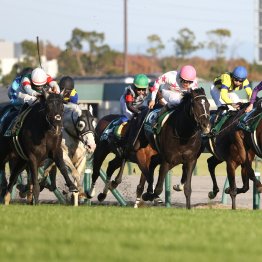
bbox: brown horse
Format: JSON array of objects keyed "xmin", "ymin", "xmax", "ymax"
[
  {"xmin": 86, "ymin": 111, "xmax": 161, "ymax": 205},
  {"xmin": 207, "ymin": 102, "xmax": 262, "ymax": 209}
]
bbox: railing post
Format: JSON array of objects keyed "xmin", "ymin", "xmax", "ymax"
[
  {"xmin": 253, "ymin": 172, "xmax": 261, "ymax": 210},
  {"xmin": 221, "ymin": 176, "xmax": 229, "ymax": 204},
  {"xmin": 99, "ymin": 170, "xmax": 127, "ymax": 206},
  {"xmin": 165, "ymin": 172, "xmax": 171, "ymax": 207}
]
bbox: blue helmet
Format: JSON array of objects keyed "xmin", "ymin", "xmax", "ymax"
[{"xmin": 232, "ymin": 66, "xmax": 247, "ymax": 81}]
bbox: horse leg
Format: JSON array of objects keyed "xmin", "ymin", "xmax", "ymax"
[
  {"xmin": 54, "ymin": 150, "xmax": 78, "ymax": 193},
  {"xmin": 86, "ymin": 143, "xmax": 109, "ymax": 199},
  {"xmin": 111, "ymin": 158, "xmax": 126, "ymax": 189},
  {"xmin": 183, "ymin": 160, "xmax": 197, "ymax": 209},
  {"xmin": 5, "ymin": 161, "xmax": 26, "ymax": 205},
  {"xmin": 0, "ymin": 165, "xmax": 7, "ymax": 203},
  {"xmin": 134, "ymin": 173, "xmax": 146, "ymax": 208},
  {"xmin": 97, "ymin": 156, "xmax": 122, "ymax": 202},
  {"xmin": 173, "ymin": 164, "xmax": 187, "ymax": 191},
  {"xmin": 207, "ymin": 156, "xmax": 222, "ymax": 199},
  {"xmin": 151, "ymin": 162, "xmax": 170, "ymax": 202},
  {"xmin": 226, "ymin": 161, "xmax": 238, "ymax": 210},
  {"xmin": 245, "ymin": 159, "xmax": 262, "ymax": 193},
  {"xmin": 28, "ymin": 161, "xmax": 41, "ymax": 205}
]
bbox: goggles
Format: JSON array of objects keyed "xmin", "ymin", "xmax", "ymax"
[
  {"xmin": 180, "ymin": 77, "xmax": 193, "ymax": 84},
  {"xmin": 136, "ymin": 88, "xmax": 146, "ymax": 91},
  {"xmin": 233, "ymin": 77, "xmax": 244, "ymax": 83}
]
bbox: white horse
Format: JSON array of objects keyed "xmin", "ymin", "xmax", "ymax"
[{"xmin": 43, "ymin": 103, "xmax": 96, "ymax": 194}]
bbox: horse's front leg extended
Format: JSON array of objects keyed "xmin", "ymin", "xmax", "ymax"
[
  {"xmin": 86, "ymin": 145, "xmax": 109, "ymax": 199},
  {"xmin": 183, "ymin": 160, "xmax": 197, "ymax": 209},
  {"xmin": 28, "ymin": 160, "xmax": 40, "ymax": 205},
  {"xmin": 207, "ymin": 156, "xmax": 222, "ymax": 199}
]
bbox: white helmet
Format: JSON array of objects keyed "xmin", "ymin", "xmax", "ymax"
[{"xmin": 31, "ymin": 68, "xmax": 47, "ymax": 86}]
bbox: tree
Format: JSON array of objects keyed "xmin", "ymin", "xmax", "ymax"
[
  {"xmin": 146, "ymin": 34, "xmax": 165, "ymax": 58},
  {"xmin": 207, "ymin": 28, "xmax": 231, "ymax": 60},
  {"xmin": 171, "ymin": 28, "xmax": 203, "ymax": 58}
]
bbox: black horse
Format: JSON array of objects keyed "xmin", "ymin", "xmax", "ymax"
[
  {"xmin": 142, "ymin": 87, "xmax": 211, "ymax": 209},
  {"xmin": 0, "ymin": 90, "xmax": 78, "ymax": 205},
  {"xmin": 206, "ymin": 102, "xmax": 262, "ymax": 209}
]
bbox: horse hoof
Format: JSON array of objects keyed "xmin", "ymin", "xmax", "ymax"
[
  {"xmin": 97, "ymin": 193, "xmax": 106, "ymax": 202},
  {"xmin": 4, "ymin": 192, "xmax": 11, "ymax": 205},
  {"xmin": 208, "ymin": 191, "xmax": 216, "ymax": 199},
  {"xmin": 154, "ymin": 197, "xmax": 163, "ymax": 205},
  {"xmin": 142, "ymin": 192, "xmax": 154, "ymax": 202},
  {"xmin": 225, "ymin": 187, "xmax": 230, "ymax": 194},
  {"xmin": 173, "ymin": 184, "xmax": 184, "ymax": 191}
]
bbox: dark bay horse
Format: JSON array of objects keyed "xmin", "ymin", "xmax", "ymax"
[
  {"xmin": 206, "ymin": 102, "xmax": 262, "ymax": 209},
  {"xmin": 142, "ymin": 87, "xmax": 211, "ymax": 209},
  {"xmin": 0, "ymin": 91, "xmax": 78, "ymax": 205},
  {"xmin": 86, "ymin": 111, "xmax": 161, "ymax": 204}
]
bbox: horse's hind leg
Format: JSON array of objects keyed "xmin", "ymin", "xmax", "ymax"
[
  {"xmin": 207, "ymin": 156, "xmax": 223, "ymax": 199},
  {"xmin": 110, "ymin": 158, "xmax": 126, "ymax": 189},
  {"xmin": 226, "ymin": 161, "xmax": 238, "ymax": 209},
  {"xmin": 134, "ymin": 173, "xmax": 146, "ymax": 208}
]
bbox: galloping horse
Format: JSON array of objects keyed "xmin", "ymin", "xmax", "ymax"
[
  {"xmin": 142, "ymin": 87, "xmax": 211, "ymax": 209},
  {"xmin": 42, "ymin": 105, "xmax": 96, "ymax": 193},
  {"xmin": 86, "ymin": 110, "xmax": 161, "ymax": 204},
  {"xmin": 207, "ymin": 101, "xmax": 262, "ymax": 209},
  {"xmin": 0, "ymin": 90, "xmax": 78, "ymax": 204}
]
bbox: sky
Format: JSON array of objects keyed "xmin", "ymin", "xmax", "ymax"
[{"xmin": 0, "ymin": 0, "xmax": 256, "ymax": 62}]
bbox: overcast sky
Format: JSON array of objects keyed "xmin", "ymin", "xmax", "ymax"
[{"xmin": 0, "ymin": 0, "xmax": 256, "ymax": 61}]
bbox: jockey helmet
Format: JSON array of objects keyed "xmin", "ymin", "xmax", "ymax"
[
  {"xmin": 180, "ymin": 65, "xmax": 196, "ymax": 81},
  {"xmin": 232, "ymin": 66, "xmax": 247, "ymax": 81},
  {"xmin": 31, "ymin": 68, "xmax": 47, "ymax": 86},
  {"xmin": 59, "ymin": 76, "xmax": 74, "ymax": 91},
  {"xmin": 133, "ymin": 74, "xmax": 149, "ymax": 89}
]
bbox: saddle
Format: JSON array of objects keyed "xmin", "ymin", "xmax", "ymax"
[{"xmin": 210, "ymin": 111, "xmax": 233, "ymax": 135}]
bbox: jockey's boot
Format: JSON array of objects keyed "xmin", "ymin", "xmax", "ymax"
[
  {"xmin": 152, "ymin": 104, "xmax": 169, "ymax": 130},
  {"xmin": 213, "ymin": 105, "xmax": 228, "ymax": 125}
]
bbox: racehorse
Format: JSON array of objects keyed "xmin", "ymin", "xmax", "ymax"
[
  {"xmin": 142, "ymin": 87, "xmax": 211, "ymax": 209},
  {"xmin": 206, "ymin": 101, "xmax": 262, "ymax": 209},
  {"xmin": 0, "ymin": 90, "xmax": 78, "ymax": 205},
  {"xmin": 42, "ymin": 105, "xmax": 96, "ymax": 195},
  {"xmin": 86, "ymin": 111, "xmax": 161, "ymax": 205}
]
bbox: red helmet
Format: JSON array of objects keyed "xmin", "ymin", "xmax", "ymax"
[{"xmin": 180, "ymin": 65, "xmax": 196, "ymax": 81}]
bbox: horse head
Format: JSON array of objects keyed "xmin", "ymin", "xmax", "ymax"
[
  {"xmin": 189, "ymin": 87, "xmax": 211, "ymax": 135},
  {"xmin": 75, "ymin": 105, "xmax": 97, "ymax": 153},
  {"xmin": 42, "ymin": 90, "xmax": 64, "ymax": 135}
]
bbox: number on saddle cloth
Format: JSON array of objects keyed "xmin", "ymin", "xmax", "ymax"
[{"xmin": 100, "ymin": 116, "xmax": 128, "ymax": 141}]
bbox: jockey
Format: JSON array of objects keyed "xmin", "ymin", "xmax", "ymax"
[
  {"xmin": 59, "ymin": 76, "xmax": 80, "ymax": 113},
  {"xmin": 245, "ymin": 82, "xmax": 262, "ymax": 112},
  {"xmin": 16, "ymin": 67, "xmax": 60, "ymax": 107},
  {"xmin": 149, "ymin": 65, "xmax": 198, "ymax": 124},
  {"xmin": 119, "ymin": 74, "xmax": 151, "ymax": 154},
  {"xmin": 7, "ymin": 67, "xmax": 33, "ymax": 106},
  {"xmin": 210, "ymin": 66, "xmax": 252, "ymax": 123}
]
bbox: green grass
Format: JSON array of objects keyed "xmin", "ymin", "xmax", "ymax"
[{"xmin": 0, "ymin": 205, "xmax": 262, "ymax": 262}]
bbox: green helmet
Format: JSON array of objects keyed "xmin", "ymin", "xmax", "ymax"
[{"xmin": 133, "ymin": 74, "xmax": 149, "ymax": 89}]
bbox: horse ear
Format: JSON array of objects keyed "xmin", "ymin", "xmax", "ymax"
[{"xmin": 89, "ymin": 104, "xmax": 93, "ymax": 115}]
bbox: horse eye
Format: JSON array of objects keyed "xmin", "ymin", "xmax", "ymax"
[{"xmin": 77, "ymin": 121, "xmax": 85, "ymax": 131}]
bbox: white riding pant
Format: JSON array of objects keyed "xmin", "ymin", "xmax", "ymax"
[
  {"xmin": 210, "ymin": 85, "xmax": 240, "ymax": 109},
  {"xmin": 162, "ymin": 89, "xmax": 183, "ymax": 107}
]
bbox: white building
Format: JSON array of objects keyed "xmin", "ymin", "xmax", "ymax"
[{"xmin": 0, "ymin": 40, "xmax": 58, "ymax": 78}]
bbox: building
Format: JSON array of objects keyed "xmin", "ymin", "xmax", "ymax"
[{"xmin": 0, "ymin": 40, "xmax": 58, "ymax": 79}]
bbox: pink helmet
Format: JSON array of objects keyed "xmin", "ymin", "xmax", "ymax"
[{"xmin": 180, "ymin": 65, "xmax": 196, "ymax": 81}]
